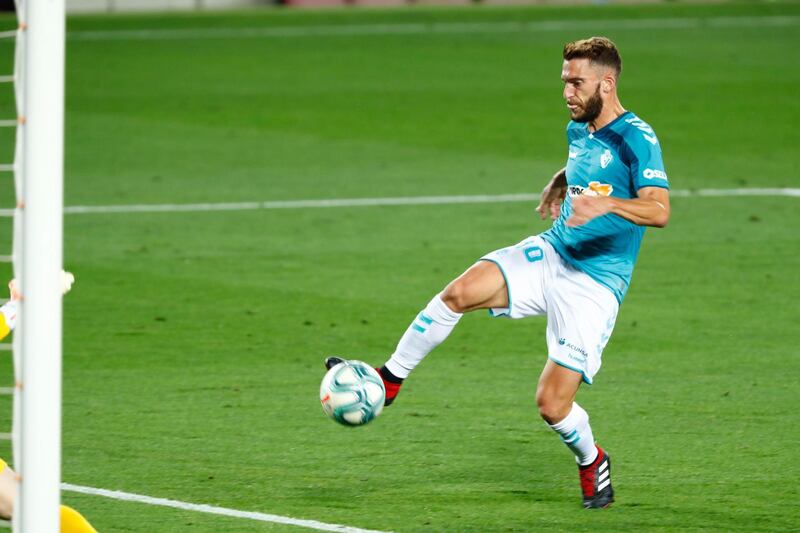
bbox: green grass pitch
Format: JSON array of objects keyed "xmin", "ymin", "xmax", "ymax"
[{"xmin": 0, "ymin": 1, "xmax": 799, "ymax": 531}]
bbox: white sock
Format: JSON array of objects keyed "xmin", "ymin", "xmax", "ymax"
[
  {"xmin": 384, "ymin": 294, "xmax": 462, "ymax": 379},
  {"xmin": 548, "ymin": 403, "xmax": 598, "ymax": 466}
]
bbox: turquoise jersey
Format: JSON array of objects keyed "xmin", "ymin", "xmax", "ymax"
[{"xmin": 541, "ymin": 111, "xmax": 669, "ymax": 303}]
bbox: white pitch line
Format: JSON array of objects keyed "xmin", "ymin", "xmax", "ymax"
[
  {"xmin": 62, "ymin": 483, "xmax": 391, "ymax": 533},
  {"xmin": 0, "ymin": 187, "xmax": 794, "ymax": 217},
  {"xmin": 62, "ymin": 15, "xmax": 800, "ymax": 42},
  {"xmin": 672, "ymin": 187, "xmax": 800, "ymax": 198},
  {"xmin": 60, "ymin": 193, "xmax": 539, "ymax": 215}
]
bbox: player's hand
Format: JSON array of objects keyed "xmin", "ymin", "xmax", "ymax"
[
  {"xmin": 566, "ymin": 195, "xmax": 612, "ymax": 227},
  {"xmin": 8, "ymin": 279, "xmax": 19, "ymax": 301},
  {"xmin": 535, "ymin": 169, "xmax": 567, "ymax": 220},
  {"xmin": 7, "ymin": 271, "xmax": 75, "ymax": 301},
  {"xmin": 62, "ymin": 270, "xmax": 75, "ymax": 294}
]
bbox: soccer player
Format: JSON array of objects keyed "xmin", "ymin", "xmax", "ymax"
[
  {"xmin": 0, "ymin": 275, "xmax": 98, "ymax": 532},
  {"xmin": 327, "ymin": 36, "xmax": 669, "ymax": 508}
]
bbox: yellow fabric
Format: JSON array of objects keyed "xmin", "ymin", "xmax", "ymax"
[
  {"xmin": 0, "ymin": 315, "xmax": 9, "ymax": 341},
  {"xmin": 60, "ymin": 505, "xmax": 98, "ymax": 533},
  {"xmin": 0, "ymin": 463, "xmax": 96, "ymax": 531}
]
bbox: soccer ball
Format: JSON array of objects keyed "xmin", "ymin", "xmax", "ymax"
[{"xmin": 320, "ymin": 360, "xmax": 385, "ymax": 426}]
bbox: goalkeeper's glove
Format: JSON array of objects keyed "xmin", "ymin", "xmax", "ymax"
[
  {"xmin": 7, "ymin": 270, "xmax": 74, "ymax": 302},
  {"xmin": 61, "ymin": 270, "xmax": 75, "ymax": 294}
]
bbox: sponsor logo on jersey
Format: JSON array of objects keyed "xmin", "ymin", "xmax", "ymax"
[
  {"xmin": 568, "ymin": 185, "xmax": 585, "ymax": 197},
  {"xmin": 567, "ymin": 181, "xmax": 614, "ymax": 198},
  {"xmin": 568, "ymin": 352, "xmax": 587, "ymax": 364},
  {"xmin": 585, "ymin": 181, "xmax": 613, "ymax": 196},
  {"xmin": 568, "ymin": 150, "xmax": 578, "ymax": 159},
  {"xmin": 600, "ymin": 149, "xmax": 613, "ymax": 169},
  {"xmin": 642, "ymin": 168, "xmax": 668, "ymax": 181},
  {"xmin": 559, "ymin": 338, "xmax": 588, "ymax": 362}
]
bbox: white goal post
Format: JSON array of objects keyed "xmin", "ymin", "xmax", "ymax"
[{"xmin": 11, "ymin": 0, "xmax": 66, "ymax": 532}]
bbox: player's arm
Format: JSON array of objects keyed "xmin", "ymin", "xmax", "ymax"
[
  {"xmin": 567, "ymin": 186, "xmax": 670, "ymax": 228},
  {"xmin": 0, "ymin": 280, "xmax": 19, "ymax": 341},
  {"xmin": 535, "ymin": 167, "xmax": 567, "ymax": 220},
  {"xmin": 0, "ymin": 305, "xmax": 13, "ymax": 341},
  {"xmin": 0, "ymin": 272, "xmax": 76, "ymax": 341}
]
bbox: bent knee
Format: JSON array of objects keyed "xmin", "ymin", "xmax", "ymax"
[
  {"xmin": 536, "ymin": 392, "xmax": 572, "ymax": 424},
  {"xmin": 440, "ymin": 261, "xmax": 507, "ymax": 313},
  {"xmin": 441, "ymin": 280, "xmax": 472, "ymax": 314}
]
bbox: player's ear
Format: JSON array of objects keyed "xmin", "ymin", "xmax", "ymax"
[{"xmin": 601, "ymin": 74, "xmax": 616, "ymax": 94}]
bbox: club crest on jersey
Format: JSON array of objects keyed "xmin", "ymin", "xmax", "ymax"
[
  {"xmin": 568, "ymin": 181, "xmax": 613, "ymax": 198},
  {"xmin": 600, "ymin": 149, "xmax": 613, "ymax": 169}
]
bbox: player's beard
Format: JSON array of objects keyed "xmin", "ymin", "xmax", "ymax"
[{"xmin": 571, "ymin": 85, "xmax": 603, "ymax": 123}]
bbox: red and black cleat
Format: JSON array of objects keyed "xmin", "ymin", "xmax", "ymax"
[
  {"xmin": 323, "ymin": 357, "xmax": 404, "ymax": 407},
  {"xmin": 377, "ymin": 366, "xmax": 403, "ymax": 406},
  {"xmin": 579, "ymin": 446, "xmax": 615, "ymax": 509},
  {"xmin": 324, "ymin": 356, "xmax": 345, "ymax": 370}
]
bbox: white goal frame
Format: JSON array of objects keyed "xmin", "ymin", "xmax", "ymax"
[{"xmin": 11, "ymin": 1, "xmax": 66, "ymax": 532}]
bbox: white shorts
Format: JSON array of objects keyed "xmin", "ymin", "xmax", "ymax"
[{"xmin": 480, "ymin": 236, "xmax": 619, "ymax": 384}]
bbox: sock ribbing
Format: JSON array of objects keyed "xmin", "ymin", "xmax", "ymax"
[{"xmin": 548, "ymin": 403, "xmax": 599, "ymax": 466}]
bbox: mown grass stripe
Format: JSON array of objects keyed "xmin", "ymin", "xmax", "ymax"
[{"xmin": 65, "ymin": 16, "xmax": 800, "ymax": 42}]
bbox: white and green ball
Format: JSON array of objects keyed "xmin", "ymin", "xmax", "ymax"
[{"xmin": 320, "ymin": 360, "xmax": 385, "ymax": 426}]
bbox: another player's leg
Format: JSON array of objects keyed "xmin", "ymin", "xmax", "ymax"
[
  {"xmin": 537, "ymin": 361, "xmax": 613, "ymax": 508},
  {"xmin": 0, "ymin": 459, "xmax": 14, "ymax": 520},
  {"xmin": 0, "ymin": 459, "xmax": 97, "ymax": 531}
]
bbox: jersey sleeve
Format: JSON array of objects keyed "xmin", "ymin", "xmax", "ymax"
[{"xmin": 623, "ymin": 131, "xmax": 669, "ymax": 192}]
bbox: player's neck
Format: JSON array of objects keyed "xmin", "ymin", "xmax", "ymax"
[{"xmin": 589, "ymin": 100, "xmax": 626, "ymax": 132}]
